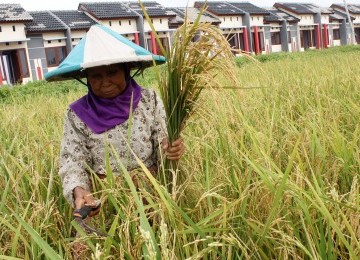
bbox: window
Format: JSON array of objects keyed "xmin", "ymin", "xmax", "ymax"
[
  {"xmin": 160, "ymin": 19, "xmax": 162, "ymax": 24},
  {"xmin": 58, "ymin": 39, "xmax": 61, "ymax": 43},
  {"xmin": 0, "ymin": 26, "xmax": 2, "ymax": 32},
  {"xmin": 45, "ymin": 46, "xmax": 67, "ymax": 67},
  {"xmin": 223, "ymin": 17, "xmax": 225, "ymax": 22},
  {"xmin": 12, "ymin": 25, "xmax": 16, "ymax": 31},
  {"xmin": 230, "ymin": 17, "xmax": 232, "ymax": 22},
  {"xmin": 119, "ymin": 21, "xmax": 121, "ymax": 26},
  {"xmin": 109, "ymin": 21, "xmax": 112, "ymax": 26},
  {"xmin": 48, "ymin": 40, "xmax": 51, "ymax": 44},
  {"xmin": 129, "ymin": 20, "xmax": 131, "ymax": 25},
  {"xmin": 333, "ymin": 29, "xmax": 340, "ymax": 40},
  {"xmin": 271, "ymin": 31, "xmax": 281, "ymax": 45}
]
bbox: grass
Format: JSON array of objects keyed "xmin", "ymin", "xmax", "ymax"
[{"xmin": 0, "ymin": 45, "xmax": 360, "ymax": 259}]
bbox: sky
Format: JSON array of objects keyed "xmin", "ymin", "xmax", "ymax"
[{"xmin": 0, "ymin": 0, "xmax": 356, "ymax": 11}]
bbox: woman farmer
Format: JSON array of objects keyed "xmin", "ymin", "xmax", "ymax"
[{"xmin": 45, "ymin": 25, "xmax": 185, "ymax": 218}]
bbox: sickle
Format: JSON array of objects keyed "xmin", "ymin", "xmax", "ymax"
[{"xmin": 73, "ymin": 203, "xmax": 109, "ymax": 237}]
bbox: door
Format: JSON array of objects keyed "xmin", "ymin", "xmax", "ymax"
[
  {"xmin": 355, "ymin": 28, "xmax": 360, "ymax": 44},
  {"xmin": 0, "ymin": 53, "xmax": 15, "ymax": 85}
]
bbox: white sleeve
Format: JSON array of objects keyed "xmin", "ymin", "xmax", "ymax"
[{"xmin": 59, "ymin": 109, "xmax": 92, "ymax": 208}]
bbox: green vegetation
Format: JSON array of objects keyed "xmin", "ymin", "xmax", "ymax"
[{"xmin": 1, "ymin": 46, "xmax": 359, "ymax": 259}]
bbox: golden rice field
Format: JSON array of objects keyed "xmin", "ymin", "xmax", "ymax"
[{"xmin": 0, "ymin": 46, "xmax": 359, "ymax": 259}]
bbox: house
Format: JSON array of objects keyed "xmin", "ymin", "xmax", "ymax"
[
  {"xmin": 26, "ymin": 11, "xmax": 68, "ymax": 81},
  {"xmin": 194, "ymin": 2, "xmax": 270, "ymax": 55},
  {"xmin": 331, "ymin": 4, "xmax": 360, "ymax": 44},
  {"xmin": 273, "ymin": 3, "xmax": 333, "ymax": 51},
  {"xmin": 264, "ymin": 8, "xmax": 300, "ymax": 52},
  {"xmin": 194, "ymin": 1, "xmax": 250, "ymax": 54},
  {"xmin": 26, "ymin": 10, "xmax": 96, "ymax": 80},
  {"xmin": 167, "ymin": 7, "xmax": 221, "ymax": 29},
  {"xmin": 228, "ymin": 2, "xmax": 270, "ymax": 54},
  {"xmin": 122, "ymin": 1, "xmax": 176, "ymax": 55},
  {"xmin": 51, "ymin": 10, "xmax": 97, "ymax": 47},
  {"xmin": 0, "ymin": 4, "xmax": 33, "ymax": 85},
  {"xmin": 78, "ymin": 2, "xmax": 140, "ymax": 44}
]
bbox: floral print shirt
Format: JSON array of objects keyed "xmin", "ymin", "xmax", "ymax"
[{"xmin": 59, "ymin": 88, "xmax": 167, "ymax": 207}]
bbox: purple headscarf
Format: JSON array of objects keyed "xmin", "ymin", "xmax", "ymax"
[{"xmin": 70, "ymin": 78, "xmax": 142, "ymax": 134}]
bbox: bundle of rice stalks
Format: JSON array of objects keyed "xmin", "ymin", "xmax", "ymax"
[
  {"xmin": 141, "ymin": 2, "xmax": 239, "ymax": 188},
  {"xmin": 159, "ymin": 13, "xmax": 238, "ymax": 142}
]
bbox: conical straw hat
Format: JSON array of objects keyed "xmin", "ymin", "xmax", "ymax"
[{"xmin": 45, "ymin": 24, "xmax": 165, "ymax": 81}]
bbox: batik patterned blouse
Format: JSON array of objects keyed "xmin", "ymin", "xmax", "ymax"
[{"xmin": 59, "ymin": 89, "xmax": 167, "ymax": 207}]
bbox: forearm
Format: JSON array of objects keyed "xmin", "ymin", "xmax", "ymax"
[{"xmin": 60, "ymin": 169, "xmax": 91, "ymax": 208}]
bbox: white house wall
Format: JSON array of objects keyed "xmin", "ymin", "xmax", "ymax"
[
  {"xmin": 298, "ymin": 15, "xmax": 315, "ymax": 25},
  {"xmin": 0, "ymin": 23, "xmax": 27, "ymax": 41},
  {"xmin": 144, "ymin": 18, "xmax": 169, "ymax": 31},
  {"xmin": 269, "ymin": 22, "xmax": 280, "ymax": 28},
  {"xmin": 220, "ymin": 16, "xmax": 243, "ymax": 28},
  {"xmin": 0, "ymin": 41, "xmax": 28, "ymax": 51},
  {"xmin": 100, "ymin": 19, "xmax": 137, "ymax": 33},
  {"xmin": 70, "ymin": 30, "xmax": 86, "ymax": 46},
  {"xmin": 42, "ymin": 32, "xmax": 67, "ymax": 48},
  {"xmin": 145, "ymin": 31, "xmax": 168, "ymax": 39},
  {"xmin": 250, "ymin": 15, "xmax": 265, "ymax": 26},
  {"xmin": 321, "ymin": 15, "xmax": 329, "ymax": 24},
  {"xmin": 276, "ymin": 9, "xmax": 314, "ymax": 26}
]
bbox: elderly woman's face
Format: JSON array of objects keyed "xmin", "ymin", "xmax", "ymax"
[{"xmin": 87, "ymin": 64, "xmax": 126, "ymax": 99}]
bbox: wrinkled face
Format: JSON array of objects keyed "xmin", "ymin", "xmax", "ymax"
[{"xmin": 87, "ymin": 64, "xmax": 127, "ymax": 99}]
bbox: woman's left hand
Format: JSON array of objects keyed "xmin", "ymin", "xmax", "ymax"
[{"xmin": 162, "ymin": 137, "xmax": 185, "ymax": 160}]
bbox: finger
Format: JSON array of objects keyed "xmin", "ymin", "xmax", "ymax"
[
  {"xmin": 166, "ymin": 148, "xmax": 185, "ymax": 159},
  {"xmin": 171, "ymin": 138, "xmax": 183, "ymax": 146},
  {"xmin": 166, "ymin": 146, "xmax": 185, "ymax": 160},
  {"xmin": 166, "ymin": 143, "xmax": 185, "ymax": 153},
  {"xmin": 161, "ymin": 138, "xmax": 169, "ymax": 150},
  {"xmin": 83, "ymin": 193, "xmax": 97, "ymax": 207},
  {"xmin": 74, "ymin": 197, "xmax": 86, "ymax": 210},
  {"xmin": 166, "ymin": 146, "xmax": 183, "ymax": 153}
]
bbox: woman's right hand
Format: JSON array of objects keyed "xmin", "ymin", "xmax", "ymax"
[{"xmin": 73, "ymin": 186, "xmax": 100, "ymax": 217}]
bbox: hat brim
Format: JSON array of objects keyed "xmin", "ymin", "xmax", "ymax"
[{"xmin": 44, "ymin": 24, "xmax": 166, "ymax": 82}]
